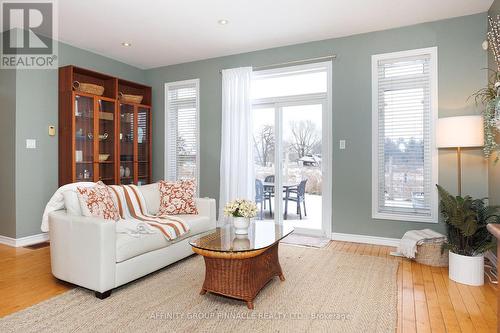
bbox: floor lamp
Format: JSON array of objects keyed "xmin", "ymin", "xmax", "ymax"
[{"xmin": 437, "ymin": 115, "xmax": 484, "ymax": 197}]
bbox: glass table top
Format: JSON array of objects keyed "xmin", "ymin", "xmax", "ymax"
[{"xmin": 189, "ymin": 221, "xmax": 294, "ymax": 253}]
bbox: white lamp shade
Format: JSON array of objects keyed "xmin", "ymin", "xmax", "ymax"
[{"xmin": 437, "ymin": 115, "xmax": 484, "ymax": 148}]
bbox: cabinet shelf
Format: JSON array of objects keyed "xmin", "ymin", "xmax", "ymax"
[
  {"xmin": 75, "ymin": 136, "xmax": 92, "ymax": 141},
  {"xmin": 75, "ymin": 115, "xmax": 92, "ymax": 120},
  {"xmin": 76, "ymin": 177, "xmax": 93, "ymax": 181},
  {"xmin": 76, "ymin": 161, "xmax": 116, "ymax": 164},
  {"xmin": 99, "ymin": 177, "xmax": 114, "ymax": 181},
  {"xmin": 75, "ymin": 117, "xmax": 114, "ymax": 122}
]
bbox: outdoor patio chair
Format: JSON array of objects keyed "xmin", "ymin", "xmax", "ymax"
[
  {"xmin": 286, "ymin": 179, "xmax": 308, "ymax": 219},
  {"xmin": 255, "ymin": 179, "xmax": 273, "ymax": 219},
  {"xmin": 263, "ymin": 175, "xmax": 275, "ymax": 208}
]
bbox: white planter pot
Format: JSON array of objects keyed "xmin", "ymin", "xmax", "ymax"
[
  {"xmin": 233, "ymin": 217, "xmax": 250, "ymax": 235},
  {"xmin": 448, "ymin": 251, "xmax": 484, "ymax": 286}
]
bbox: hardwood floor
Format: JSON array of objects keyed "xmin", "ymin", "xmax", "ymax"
[
  {"xmin": 0, "ymin": 244, "xmax": 71, "ymax": 317},
  {"xmin": 331, "ymin": 241, "xmax": 498, "ymax": 333},
  {"xmin": 0, "ymin": 241, "xmax": 497, "ymax": 332}
]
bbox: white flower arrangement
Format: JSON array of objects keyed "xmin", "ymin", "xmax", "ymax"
[{"xmin": 223, "ymin": 199, "xmax": 258, "ymax": 218}]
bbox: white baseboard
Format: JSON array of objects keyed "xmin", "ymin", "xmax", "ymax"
[
  {"xmin": 0, "ymin": 233, "xmax": 49, "ymax": 248},
  {"xmin": 331, "ymin": 232, "xmax": 400, "ymax": 247}
]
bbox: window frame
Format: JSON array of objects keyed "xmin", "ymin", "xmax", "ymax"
[
  {"xmin": 371, "ymin": 47, "xmax": 438, "ymax": 223},
  {"xmin": 164, "ymin": 78, "xmax": 200, "ymax": 194},
  {"xmin": 252, "ymin": 62, "xmax": 330, "ymax": 105}
]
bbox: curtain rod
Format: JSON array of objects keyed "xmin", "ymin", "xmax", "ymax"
[{"xmin": 218, "ymin": 54, "xmax": 337, "ymax": 74}]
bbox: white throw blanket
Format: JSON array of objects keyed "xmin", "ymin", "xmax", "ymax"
[
  {"xmin": 109, "ymin": 184, "xmax": 190, "ymax": 241},
  {"xmin": 396, "ymin": 229, "xmax": 446, "ymax": 259},
  {"xmin": 41, "ymin": 182, "xmax": 95, "ymax": 232},
  {"xmin": 115, "ymin": 219, "xmax": 157, "ymax": 237}
]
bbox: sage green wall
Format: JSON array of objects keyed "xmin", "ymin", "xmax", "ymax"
[
  {"xmin": 146, "ymin": 13, "xmax": 488, "ymax": 238},
  {"xmin": 13, "ymin": 41, "xmax": 145, "ymax": 238},
  {"xmin": 0, "ymin": 51, "xmax": 16, "ymax": 238},
  {"xmin": 488, "ymin": 1, "xmax": 500, "ymax": 205},
  {"xmin": 2, "ymin": 13, "xmax": 490, "ymax": 239}
]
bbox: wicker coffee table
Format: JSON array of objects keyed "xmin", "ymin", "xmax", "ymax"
[{"xmin": 189, "ymin": 221, "xmax": 293, "ymax": 309}]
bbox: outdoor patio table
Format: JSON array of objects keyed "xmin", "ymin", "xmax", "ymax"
[{"xmin": 262, "ymin": 182, "xmax": 300, "ymax": 219}]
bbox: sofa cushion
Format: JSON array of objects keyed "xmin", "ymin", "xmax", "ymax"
[
  {"xmin": 116, "ymin": 232, "xmax": 168, "ymax": 263},
  {"xmin": 115, "ymin": 214, "xmax": 212, "ymax": 263},
  {"xmin": 158, "ymin": 180, "xmax": 198, "ymax": 215},
  {"xmin": 137, "ymin": 183, "xmax": 160, "ymax": 215},
  {"xmin": 176, "ymin": 214, "xmax": 212, "ymax": 236}
]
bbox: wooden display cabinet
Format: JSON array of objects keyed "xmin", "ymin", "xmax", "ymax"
[{"xmin": 59, "ymin": 66, "xmax": 152, "ymax": 186}]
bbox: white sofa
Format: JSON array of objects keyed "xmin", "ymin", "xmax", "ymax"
[{"xmin": 48, "ymin": 183, "xmax": 216, "ymax": 299}]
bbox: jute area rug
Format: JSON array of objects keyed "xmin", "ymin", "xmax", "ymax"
[{"xmin": 0, "ymin": 244, "xmax": 398, "ymax": 333}]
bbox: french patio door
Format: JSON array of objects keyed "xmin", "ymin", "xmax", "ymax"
[{"xmin": 253, "ymin": 98, "xmax": 331, "ymax": 237}]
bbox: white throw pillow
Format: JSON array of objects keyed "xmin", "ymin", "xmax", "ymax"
[
  {"xmin": 137, "ymin": 182, "xmax": 161, "ymax": 215},
  {"xmin": 63, "ymin": 190, "xmax": 82, "ymax": 216}
]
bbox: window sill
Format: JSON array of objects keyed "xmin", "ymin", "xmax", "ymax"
[{"xmin": 372, "ymin": 212, "xmax": 438, "ymax": 224}]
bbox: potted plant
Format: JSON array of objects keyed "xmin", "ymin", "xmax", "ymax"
[
  {"xmin": 469, "ymin": 68, "xmax": 500, "ymax": 162},
  {"xmin": 436, "ymin": 185, "xmax": 500, "ymax": 286},
  {"xmin": 223, "ymin": 199, "xmax": 258, "ymax": 235}
]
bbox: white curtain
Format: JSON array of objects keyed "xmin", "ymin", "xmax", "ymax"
[{"xmin": 219, "ymin": 67, "xmax": 255, "ymax": 221}]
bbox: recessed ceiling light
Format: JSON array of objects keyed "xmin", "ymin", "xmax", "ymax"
[
  {"xmin": 121, "ymin": 42, "xmax": 132, "ymax": 47},
  {"xmin": 218, "ymin": 19, "xmax": 229, "ymax": 25}
]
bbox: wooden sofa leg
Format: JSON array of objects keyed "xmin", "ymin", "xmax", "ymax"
[{"xmin": 95, "ymin": 290, "xmax": 112, "ymax": 299}]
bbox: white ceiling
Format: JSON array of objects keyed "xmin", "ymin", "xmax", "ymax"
[{"xmin": 58, "ymin": 0, "xmax": 493, "ymax": 69}]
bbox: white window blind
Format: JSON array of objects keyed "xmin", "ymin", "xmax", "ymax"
[
  {"xmin": 372, "ymin": 48, "xmax": 438, "ymax": 223},
  {"xmin": 165, "ymin": 79, "xmax": 200, "ymax": 186}
]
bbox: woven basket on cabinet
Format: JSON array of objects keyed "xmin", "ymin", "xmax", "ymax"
[
  {"xmin": 119, "ymin": 92, "xmax": 143, "ymax": 104},
  {"xmin": 72, "ymin": 81, "xmax": 105, "ymax": 96}
]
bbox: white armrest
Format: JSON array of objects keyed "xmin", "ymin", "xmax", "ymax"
[
  {"xmin": 195, "ymin": 198, "xmax": 217, "ymax": 228},
  {"xmin": 49, "ymin": 211, "xmax": 116, "ymax": 292}
]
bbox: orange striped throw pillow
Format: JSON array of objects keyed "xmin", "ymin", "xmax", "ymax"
[
  {"xmin": 158, "ymin": 180, "xmax": 198, "ymax": 215},
  {"xmin": 77, "ymin": 181, "xmax": 120, "ymax": 221}
]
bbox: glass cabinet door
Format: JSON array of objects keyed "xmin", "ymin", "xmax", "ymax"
[
  {"xmin": 74, "ymin": 95, "xmax": 94, "ymax": 181},
  {"xmin": 137, "ymin": 106, "xmax": 150, "ymax": 185},
  {"xmin": 119, "ymin": 104, "xmax": 135, "ymax": 184},
  {"xmin": 98, "ymin": 99, "xmax": 116, "ymax": 184}
]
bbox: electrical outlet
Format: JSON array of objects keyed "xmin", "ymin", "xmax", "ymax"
[
  {"xmin": 339, "ymin": 140, "xmax": 346, "ymax": 150},
  {"xmin": 26, "ymin": 139, "xmax": 36, "ymax": 149}
]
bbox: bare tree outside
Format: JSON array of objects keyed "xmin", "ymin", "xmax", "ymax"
[
  {"xmin": 177, "ymin": 135, "xmax": 188, "ymax": 154},
  {"xmin": 289, "ymin": 120, "xmax": 320, "ymax": 158},
  {"xmin": 176, "ymin": 135, "xmax": 197, "ymax": 178},
  {"xmin": 253, "ymin": 125, "xmax": 275, "ymax": 166},
  {"xmin": 252, "ymin": 104, "xmax": 324, "ymax": 227}
]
